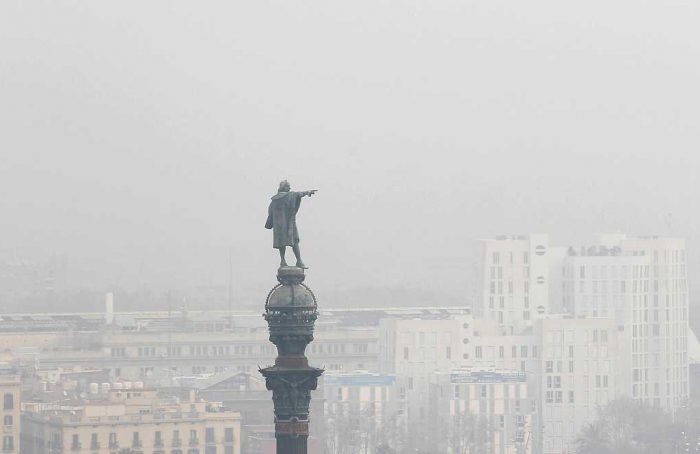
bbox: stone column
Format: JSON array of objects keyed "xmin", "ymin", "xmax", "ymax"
[{"xmin": 260, "ymin": 267, "xmax": 323, "ymax": 454}]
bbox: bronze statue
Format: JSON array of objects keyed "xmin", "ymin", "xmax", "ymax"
[{"xmin": 265, "ymin": 180, "xmax": 317, "ymax": 268}]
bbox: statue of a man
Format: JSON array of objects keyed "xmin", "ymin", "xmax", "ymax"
[{"xmin": 265, "ymin": 180, "xmax": 317, "ymax": 268}]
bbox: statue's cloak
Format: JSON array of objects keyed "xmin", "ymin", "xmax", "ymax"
[{"xmin": 265, "ymin": 191, "xmax": 302, "ymax": 249}]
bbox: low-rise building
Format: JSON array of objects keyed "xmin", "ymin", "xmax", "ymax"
[
  {"xmin": 323, "ymin": 372, "xmax": 400, "ymax": 453},
  {"xmin": 534, "ymin": 316, "xmax": 622, "ymax": 454},
  {"xmin": 0, "ymin": 368, "xmax": 20, "ymax": 453},
  {"xmin": 378, "ymin": 314, "xmax": 471, "ymax": 430},
  {"xmin": 181, "ymin": 371, "xmax": 324, "ymax": 454},
  {"xmin": 20, "ymin": 386, "xmax": 241, "ymax": 454},
  {"xmin": 429, "ymin": 369, "xmax": 534, "ymax": 454}
]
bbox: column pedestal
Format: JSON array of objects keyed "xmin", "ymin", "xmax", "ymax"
[{"xmin": 260, "ymin": 267, "xmax": 323, "ymax": 454}]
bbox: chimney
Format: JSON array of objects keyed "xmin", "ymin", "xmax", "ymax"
[{"xmin": 105, "ymin": 293, "xmax": 114, "ymax": 325}]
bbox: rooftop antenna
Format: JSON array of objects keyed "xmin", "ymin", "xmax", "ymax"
[
  {"xmin": 228, "ymin": 247, "xmax": 233, "ymax": 323},
  {"xmin": 167, "ymin": 291, "xmax": 173, "ymax": 387}
]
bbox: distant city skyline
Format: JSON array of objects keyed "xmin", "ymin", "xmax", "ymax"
[{"xmin": 2, "ymin": 1, "xmax": 700, "ymax": 310}]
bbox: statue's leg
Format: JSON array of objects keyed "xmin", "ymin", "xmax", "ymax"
[
  {"xmin": 292, "ymin": 243, "xmax": 307, "ymax": 268},
  {"xmin": 278, "ymin": 247, "xmax": 288, "ymax": 267}
]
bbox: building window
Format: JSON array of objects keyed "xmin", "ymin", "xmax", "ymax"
[
  {"xmin": 90, "ymin": 433, "xmax": 99, "ymax": 450},
  {"xmin": 475, "ymin": 346, "xmax": 482, "ymax": 358},
  {"xmin": 224, "ymin": 428, "xmax": 235, "ymax": 444},
  {"xmin": 190, "ymin": 429, "xmax": 199, "ymax": 443},
  {"xmin": 71, "ymin": 434, "xmax": 80, "ymax": 450},
  {"xmin": 155, "ymin": 431, "xmax": 163, "ymax": 447},
  {"xmin": 403, "ymin": 347, "xmax": 409, "ymax": 360},
  {"xmin": 2, "ymin": 416, "xmax": 11, "ymax": 427},
  {"xmin": 2, "ymin": 436, "xmax": 13, "ymax": 452},
  {"xmin": 132, "ymin": 431, "xmax": 141, "ymax": 447},
  {"xmin": 2, "ymin": 394, "xmax": 12, "ymax": 410},
  {"xmin": 446, "ymin": 346, "xmax": 451, "ymax": 359},
  {"xmin": 205, "ymin": 428, "xmax": 215, "ymax": 444},
  {"xmin": 109, "ymin": 432, "xmax": 118, "ymax": 449},
  {"xmin": 353, "ymin": 343, "xmax": 368, "ymax": 354}
]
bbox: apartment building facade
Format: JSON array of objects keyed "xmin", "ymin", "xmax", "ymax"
[
  {"xmin": 20, "ymin": 387, "xmax": 241, "ymax": 454},
  {"xmin": 0, "ymin": 370, "xmax": 20, "ymax": 454}
]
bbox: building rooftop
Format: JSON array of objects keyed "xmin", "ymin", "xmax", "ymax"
[
  {"xmin": 0, "ymin": 307, "xmax": 472, "ymax": 332},
  {"xmin": 23, "ymin": 386, "xmax": 240, "ymax": 426}
]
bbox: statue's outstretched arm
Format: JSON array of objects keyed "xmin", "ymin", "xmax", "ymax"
[{"xmin": 301, "ymin": 190, "xmax": 318, "ymax": 197}]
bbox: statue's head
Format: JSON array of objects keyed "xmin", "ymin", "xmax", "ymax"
[{"xmin": 278, "ymin": 180, "xmax": 291, "ymax": 192}]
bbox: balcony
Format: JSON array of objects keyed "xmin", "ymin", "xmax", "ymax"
[
  {"xmin": 172, "ymin": 439, "xmax": 182, "ymax": 447},
  {"xmin": 108, "ymin": 441, "xmax": 119, "ymax": 449},
  {"xmin": 154, "ymin": 439, "xmax": 164, "ymax": 448},
  {"xmin": 189, "ymin": 438, "xmax": 200, "ymax": 446},
  {"xmin": 132, "ymin": 440, "xmax": 142, "ymax": 448},
  {"xmin": 90, "ymin": 442, "xmax": 100, "ymax": 450},
  {"xmin": 70, "ymin": 443, "xmax": 81, "ymax": 451}
]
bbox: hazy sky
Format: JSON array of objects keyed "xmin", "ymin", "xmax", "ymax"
[{"xmin": 1, "ymin": 0, "xmax": 699, "ymax": 304}]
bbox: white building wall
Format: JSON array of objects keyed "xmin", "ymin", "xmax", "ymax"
[
  {"xmin": 619, "ymin": 236, "xmax": 690, "ymax": 413},
  {"xmin": 535, "ymin": 317, "xmax": 621, "ymax": 454},
  {"xmin": 559, "ymin": 235, "xmax": 690, "ymax": 413},
  {"xmin": 475, "ymin": 235, "xmax": 549, "ymax": 335}
]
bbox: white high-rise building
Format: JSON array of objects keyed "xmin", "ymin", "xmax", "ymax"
[
  {"xmin": 618, "ymin": 235, "xmax": 690, "ymax": 412},
  {"xmin": 560, "ymin": 234, "xmax": 689, "ymax": 413},
  {"xmin": 474, "ymin": 235, "xmax": 550, "ymax": 334},
  {"xmin": 561, "ymin": 242, "xmax": 647, "ymax": 322}
]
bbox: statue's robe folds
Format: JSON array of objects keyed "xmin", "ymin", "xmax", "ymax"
[{"xmin": 265, "ymin": 191, "xmax": 303, "ymax": 249}]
